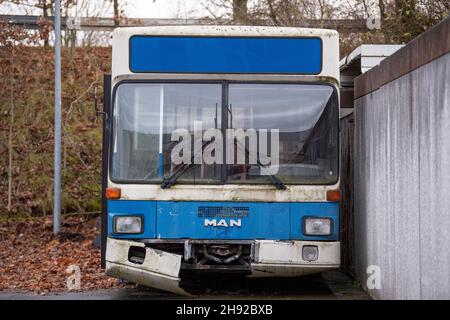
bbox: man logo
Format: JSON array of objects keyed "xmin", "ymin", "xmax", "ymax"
[{"xmin": 204, "ymin": 219, "xmax": 242, "ymax": 227}]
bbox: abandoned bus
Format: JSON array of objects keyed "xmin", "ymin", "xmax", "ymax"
[{"xmin": 101, "ymin": 26, "xmax": 340, "ymax": 295}]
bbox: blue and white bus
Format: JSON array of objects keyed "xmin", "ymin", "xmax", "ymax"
[{"xmin": 101, "ymin": 26, "xmax": 340, "ymax": 295}]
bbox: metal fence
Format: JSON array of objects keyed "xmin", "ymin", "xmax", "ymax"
[{"xmin": 352, "ymin": 17, "xmax": 450, "ymax": 299}]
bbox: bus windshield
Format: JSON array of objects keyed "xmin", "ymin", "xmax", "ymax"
[{"xmin": 111, "ymin": 82, "xmax": 338, "ymax": 185}]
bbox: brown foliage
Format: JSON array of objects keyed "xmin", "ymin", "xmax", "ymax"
[
  {"xmin": 0, "ymin": 215, "xmax": 128, "ymax": 293},
  {"xmin": 0, "ymin": 41, "xmax": 111, "ymax": 215}
]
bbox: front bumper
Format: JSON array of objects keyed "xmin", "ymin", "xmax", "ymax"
[
  {"xmin": 105, "ymin": 238, "xmax": 340, "ymax": 295},
  {"xmin": 105, "ymin": 237, "xmax": 190, "ymax": 295},
  {"xmin": 250, "ymin": 240, "xmax": 340, "ymax": 277}
]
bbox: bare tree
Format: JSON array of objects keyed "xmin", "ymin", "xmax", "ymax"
[
  {"xmin": 195, "ymin": 0, "xmax": 448, "ymax": 56},
  {"xmin": 2, "ymin": 0, "xmax": 121, "ymax": 46}
]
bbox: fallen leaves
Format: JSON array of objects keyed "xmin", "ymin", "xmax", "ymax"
[{"xmin": 0, "ymin": 215, "xmax": 129, "ymax": 294}]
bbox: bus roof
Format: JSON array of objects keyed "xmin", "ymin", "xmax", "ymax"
[{"xmin": 112, "ymin": 26, "xmax": 339, "ymax": 81}]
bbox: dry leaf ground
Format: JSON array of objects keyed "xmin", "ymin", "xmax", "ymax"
[{"xmin": 0, "ymin": 214, "xmax": 129, "ymax": 294}]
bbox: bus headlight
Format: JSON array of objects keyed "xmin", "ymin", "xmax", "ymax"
[
  {"xmin": 114, "ymin": 216, "xmax": 143, "ymax": 234},
  {"xmin": 303, "ymin": 217, "xmax": 332, "ymax": 236}
]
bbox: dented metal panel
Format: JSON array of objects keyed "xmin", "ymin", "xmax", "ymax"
[
  {"xmin": 106, "ymin": 262, "xmax": 189, "ymax": 296},
  {"xmin": 106, "ymin": 238, "xmax": 181, "ymax": 277},
  {"xmin": 105, "ymin": 238, "xmax": 189, "ymax": 295}
]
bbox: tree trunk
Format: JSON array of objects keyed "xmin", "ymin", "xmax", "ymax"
[
  {"xmin": 7, "ymin": 46, "xmax": 15, "ymax": 213},
  {"xmin": 378, "ymin": 0, "xmax": 386, "ymax": 22},
  {"xmin": 267, "ymin": 0, "xmax": 279, "ymax": 25},
  {"xmin": 43, "ymin": 0, "xmax": 49, "ymax": 47},
  {"xmin": 114, "ymin": 0, "xmax": 120, "ymax": 27},
  {"xmin": 233, "ymin": 0, "xmax": 248, "ymax": 24}
]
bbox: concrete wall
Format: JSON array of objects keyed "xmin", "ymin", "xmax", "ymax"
[{"xmin": 353, "ymin": 51, "xmax": 450, "ymax": 299}]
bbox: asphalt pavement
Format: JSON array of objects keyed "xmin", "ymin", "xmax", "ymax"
[{"xmin": 0, "ymin": 271, "xmax": 370, "ymax": 300}]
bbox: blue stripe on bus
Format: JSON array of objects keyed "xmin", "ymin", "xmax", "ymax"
[
  {"xmin": 129, "ymin": 36, "xmax": 322, "ymax": 74},
  {"xmin": 108, "ymin": 200, "xmax": 339, "ymax": 241},
  {"xmin": 157, "ymin": 201, "xmax": 290, "ymax": 240}
]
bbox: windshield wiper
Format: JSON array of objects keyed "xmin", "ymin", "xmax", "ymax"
[
  {"xmin": 160, "ymin": 132, "xmax": 286, "ymax": 190},
  {"xmin": 227, "ymin": 105, "xmax": 285, "ymax": 190},
  {"xmin": 235, "ymin": 140, "xmax": 286, "ymax": 190},
  {"xmin": 262, "ymin": 165, "xmax": 286, "ymax": 190},
  {"xmin": 160, "ymin": 139, "xmax": 213, "ymax": 189}
]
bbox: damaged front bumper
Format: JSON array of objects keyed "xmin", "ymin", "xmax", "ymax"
[
  {"xmin": 105, "ymin": 238, "xmax": 340, "ymax": 295},
  {"xmin": 105, "ymin": 238, "xmax": 190, "ymax": 296}
]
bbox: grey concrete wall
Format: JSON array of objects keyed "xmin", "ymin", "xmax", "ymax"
[{"xmin": 354, "ymin": 53, "xmax": 450, "ymax": 299}]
